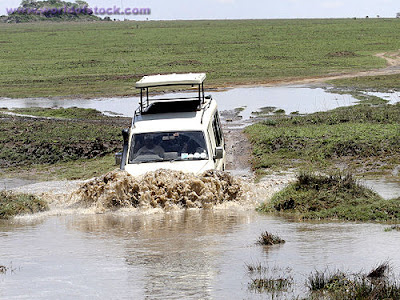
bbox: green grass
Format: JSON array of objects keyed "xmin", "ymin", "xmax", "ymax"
[
  {"xmin": 3, "ymin": 154, "xmax": 118, "ymax": 180},
  {"xmin": 0, "ymin": 190, "xmax": 48, "ymax": 219},
  {"xmin": 245, "ymin": 103, "xmax": 400, "ymax": 177},
  {"xmin": 1, "ymin": 18, "xmax": 400, "ymax": 98},
  {"xmin": 260, "ymin": 172, "xmax": 400, "ymax": 221},
  {"xmin": 329, "ymin": 73, "xmax": 400, "ymax": 91},
  {"xmin": 1, "ymin": 107, "xmax": 106, "ymax": 119},
  {"xmin": 0, "ymin": 108, "xmax": 128, "ymax": 176}
]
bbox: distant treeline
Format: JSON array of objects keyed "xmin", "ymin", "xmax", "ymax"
[{"xmin": 1, "ymin": 0, "xmax": 107, "ymax": 23}]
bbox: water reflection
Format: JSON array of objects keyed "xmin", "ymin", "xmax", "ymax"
[
  {"xmin": 363, "ymin": 178, "xmax": 400, "ymax": 199},
  {"xmin": 0, "ymin": 85, "xmax": 362, "ymax": 119},
  {"xmin": 1, "ymin": 210, "xmax": 400, "ymax": 299},
  {"xmin": 366, "ymin": 90, "xmax": 400, "ymax": 104},
  {"xmin": 68, "ymin": 210, "xmax": 255, "ymax": 299}
]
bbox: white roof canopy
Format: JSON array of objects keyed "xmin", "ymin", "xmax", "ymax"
[{"xmin": 135, "ymin": 73, "xmax": 206, "ymax": 88}]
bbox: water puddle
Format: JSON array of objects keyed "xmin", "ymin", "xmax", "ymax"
[
  {"xmin": 363, "ymin": 178, "xmax": 400, "ymax": 200},
  {"xmin": 365, "ymin": 90, "xmax": 400, "ymax": 104},
  {"xmin": 0, "ymin": 85, "xmax": 363, "ymax": 119},
  {"xmin": 216, "ymin": 85, "xmax": 359, "ymax": 119}
]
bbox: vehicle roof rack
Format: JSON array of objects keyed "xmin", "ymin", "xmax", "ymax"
[
  {"xmin": 136, "ymin": 73, "xmax": 206, "ymax": 88},
  {"xmin": 135, "ymin": 73, "xmax": 206, "ymax": 114}
]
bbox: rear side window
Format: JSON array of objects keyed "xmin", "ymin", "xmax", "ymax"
[{"xmin": 212, "ymin": 112, "xmax": 223, "ymax": 147}]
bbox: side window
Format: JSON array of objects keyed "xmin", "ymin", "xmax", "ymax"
[
  {"xmin": 208, "ymin": 125, "xmax": 216, "ymax": 150},
  {"xmin": 212, "ymin": 112, "xmax": 223, "ymax": 147}
]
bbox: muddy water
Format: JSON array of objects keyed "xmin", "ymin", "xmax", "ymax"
[
  {"xmin": 1, "ymin": 210, "xmax": 400, "ymax": 299},
  {"xmin": 71, "ymin": 170, "xmax": 246, "ymax": 210},
  {"xmin": 1, "ymin": 169, "xmax": 400, "ymax": 299}
]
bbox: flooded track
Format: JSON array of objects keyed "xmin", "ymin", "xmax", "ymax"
[{"xmin": 1, "ymin": 85, "xmax": 400, "ymax": 299}]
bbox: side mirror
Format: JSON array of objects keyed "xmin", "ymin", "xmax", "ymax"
[
  {"xmin": 122, "ymin": 128, "xmax": 129, "ymax": 143},
  {"xmin": 120, "ymin": 128, "xmax": 130, "ymax": 170},
  {"xmin": 214, "ymin": 146, "xmax": 223, "ymax": 160},
  {"xmin": 115, "ymin": 152, "xmax": 122, "ymax": 165}
]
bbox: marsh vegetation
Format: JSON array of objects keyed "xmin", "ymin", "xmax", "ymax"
[
  {"xmin": 0, "ymin": 190, "xmax": 48, "ymax": 219},
  {"xmin": 246, "ymin": 261, "xmax": 400, "ymax": 299},
  {"xmin": 256, "ymin": 231, "xmax": 285, "ymax": 245},
  {"xmin": 306, "ymin": 262, "xmax": 400, "ymax": 300},
  {"xmin": 259, "ymin": 172, "xmax": 400, "ymax": 221},
  {"xmin": 245, "ymin": 102, "xmax": 400, "ymax": 178}
]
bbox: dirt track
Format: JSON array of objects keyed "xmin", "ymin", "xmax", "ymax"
[
  {"xmin": 217, "ymin": 51, "xmax": 400, "ymax": 89},
  {"xmin": 224, "ymin": 126, "xmax": 253, "ymax": 172}
]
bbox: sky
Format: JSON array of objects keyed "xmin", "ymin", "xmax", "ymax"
[{"xmin": 1, "ymin": 0, "xmax": 399, "ymax": 20}]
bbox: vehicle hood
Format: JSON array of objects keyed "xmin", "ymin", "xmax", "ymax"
[{"xmin": 124, "ymin": 160, "xmax": 214, "ymax": 177}]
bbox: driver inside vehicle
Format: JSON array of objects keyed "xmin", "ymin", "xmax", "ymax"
[
  {"xmin": 136, "ymin": 135, "xmax": 165, "ymax": 158},
  {"xmin": 182, "ymin": 138, "xmax": 202, "ymax": 154}
]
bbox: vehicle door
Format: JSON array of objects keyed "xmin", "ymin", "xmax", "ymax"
[{"xmin": 208, "ymin": 112, "xmax": 225, "ymax": 170}]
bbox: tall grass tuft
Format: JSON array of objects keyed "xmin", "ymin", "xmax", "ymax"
[{"xmin": 256, "ymin": 231, "xmax": 285, "ymax": 246}]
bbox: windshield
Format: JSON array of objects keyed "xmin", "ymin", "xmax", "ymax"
[{"xmin": 128, "ymin": 131, "xmax": 209, "ymax": 164}]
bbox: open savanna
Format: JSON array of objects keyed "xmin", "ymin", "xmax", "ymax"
[{"xmin": 1, "ymin": 18, "xmax": 400, "ymax": 98}]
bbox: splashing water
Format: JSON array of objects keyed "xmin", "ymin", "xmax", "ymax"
[{"xmin": 71, "ymin": 169, "xmax": 247, "ymax": 212}]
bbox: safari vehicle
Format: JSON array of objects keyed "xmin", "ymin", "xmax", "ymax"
[{"xmin": 118, "ymin": 73, "xmax": 226, "ymax": 176}]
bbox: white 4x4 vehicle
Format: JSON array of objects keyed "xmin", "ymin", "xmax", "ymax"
[{"xmin": 118, "ymin": 73, "xmax": 226, "ymax": 176}]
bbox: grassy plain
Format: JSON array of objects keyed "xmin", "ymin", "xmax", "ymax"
[
  {"xmin": 329, "ymin": 73, "xmax": 400, "ymax": 91},
  {"xmin": 1, "ymin": 18, "xmax": 400, "ymax": 98},
  {"xmin": 245, "ymin": 102, "xmax": 400, "ymax": 178}
]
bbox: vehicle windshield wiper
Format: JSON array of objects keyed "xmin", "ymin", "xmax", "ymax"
[
  {"xmin": 133, "ymin": 158, "xmax": 165, "ymax": 164},
  {"xmin": 165, "ymin": 157, "xmax": 182, "ymax": 162}
]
